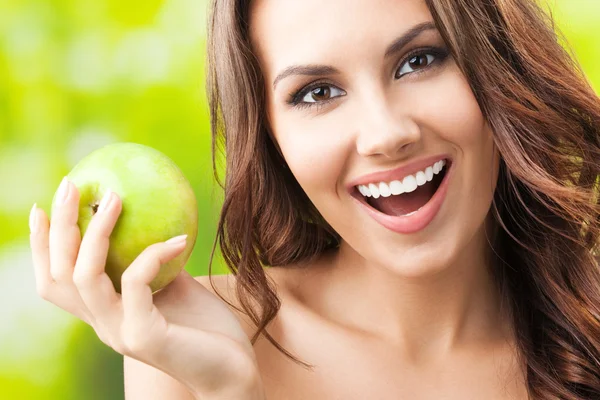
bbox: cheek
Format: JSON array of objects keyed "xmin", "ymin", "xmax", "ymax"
[
  {"xmin": 417, "ymin": 64, "xmax": 497, "ymax": 186},
  {"xmin": 274, "ymin": 118, "xmax": 352, "ymax": 199},
  {"xmin": 415, "ymin": 65, "xmax": 499, "ymax": 231},
  {"xmin": 417, "ymin": 64, "xmax": 488, "ymax": 148}
]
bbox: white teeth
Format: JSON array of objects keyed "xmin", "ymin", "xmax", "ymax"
[
  {"xmin": 356, "ymin": 158, "xmax": 448, "ymax": 198},
  {"xmin": 389, "ymin": 180, "xmax": 403, "ymax": 195},
  {"xmin": 402, "ymin": 175, "xmax": 418, "ymax": 193},
  {"xmin": 415, "ymin": 171, "xmax": 427, "ymax": 186},
  {"xmin": 369, "ymin": 183, "xmax": 380, "ymax": 199},
  {"xmin": 379, "ymin": 182, "xmax": 391, "ymax": 197},
  {"xmin": 432, "ymin": 159, "xmax": 446, "ymax": 174},
  {"xmin": 425, "ymin": 166, "xmax": 433, "ymax": 181}
]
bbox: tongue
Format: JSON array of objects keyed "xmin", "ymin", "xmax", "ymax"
[
  {"xmin": 370, "ymin": 182, "xmax": 436, "ymax": 216},
  {"xmin": 369, "ymin": 169, "xmax": 445, "ymax": 216}
]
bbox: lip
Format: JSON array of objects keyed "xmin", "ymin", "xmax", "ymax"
[
  {"xmin": 350, "ymin": 157, "xmax": 454, "ymax": 234},
  {"xmin": 346, "ymin": 154, "xmax": 451, "ymax": 190}
]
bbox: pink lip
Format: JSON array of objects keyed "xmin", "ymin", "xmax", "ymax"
[
  {"xmin": 346, "ymin": 154, "xmax": 451, "ymax": 190},
  {"xmin": 350, "ymin": 158, "xmax": 454, "ymax": 234}
]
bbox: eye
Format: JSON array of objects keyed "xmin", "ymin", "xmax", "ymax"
[
  {"xmin": 395, "ymin": 52, "xmax": 437, "ymax": 79},
  {"xmin": 300, "ymin": 85, "xmax": 345, "ymax": 104},
  {"xmin": 287, "ymin": 47, "xmax": 449, "ymax": 110},
  {"xmin": 287, "ymin": 82, "xmax": 346, "ymax": 110}
]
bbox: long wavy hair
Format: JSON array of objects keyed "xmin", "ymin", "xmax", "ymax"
[{"xmin": 205, "ymin": 0, "xmax": 600, "ymax": 398}]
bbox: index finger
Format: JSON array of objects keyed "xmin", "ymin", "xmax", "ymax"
[{"xmin": 73, "ymin": 190, "xmax": 122, "ymax": 318}]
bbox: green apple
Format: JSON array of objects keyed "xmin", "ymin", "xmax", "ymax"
[{"xmin": 51, "ymin": 142, "xmax": 198, "ymax": 294}]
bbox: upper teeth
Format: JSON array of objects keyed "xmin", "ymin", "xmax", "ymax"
[{"xmin": 357, "ymin": 159, "xmax": 446, "ymax": 199}]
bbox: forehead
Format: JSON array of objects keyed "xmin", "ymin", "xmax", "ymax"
[{"xmin": 249, "ymin": 0, "xmax": 433, "ymax": 81}]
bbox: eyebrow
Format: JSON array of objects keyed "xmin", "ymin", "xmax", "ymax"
[{"xmin": 272, "ymin": 21, "xmax": 437, "ymax": 90}]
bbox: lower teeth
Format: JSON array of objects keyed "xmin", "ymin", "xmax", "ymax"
[{"xmin": 403, "ymin": 208, "xmax": 421, "ymax": 217}]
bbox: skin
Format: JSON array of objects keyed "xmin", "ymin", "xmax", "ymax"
[
  {"xmin": 246, "ymin": 0, "xmax": 529, "ymax": 397},
  {"xmin": 30, "ymin": 0, "xmax": 530, "ymax": 398}
]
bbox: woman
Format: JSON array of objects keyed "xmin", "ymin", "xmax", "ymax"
[{"xmin": 29, "ymin": 0, "xmax": 600, "ymax": 398}]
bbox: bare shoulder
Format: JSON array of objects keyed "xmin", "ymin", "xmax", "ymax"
[
  {"xmin": 193, "ymin": 273, "xmax": 239, "ymax": 301},
  {"xmin": 193, "ymin": 267, "xmax": 295, "ymax": 340},
  {"xmin": 193, "ymin": 266, "xmax": 296, "ymax": 291}
]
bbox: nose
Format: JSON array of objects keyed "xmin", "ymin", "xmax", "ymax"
[{"xmin": 355, "ymin": 91, "xmax": 421, "ymax": 159}]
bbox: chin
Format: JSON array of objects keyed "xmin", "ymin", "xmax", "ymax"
[
  {"xmin": 375, "ymin": 247, "xmax": 458, "ymax": 280},
  {"xmin": 350, "ymin": 225, "xmax": 469, "ymax": 278}
]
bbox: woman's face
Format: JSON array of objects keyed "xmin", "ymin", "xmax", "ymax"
[{"xmin": 249, "ymin": 0, "xmax": 500, "ymax": 276}]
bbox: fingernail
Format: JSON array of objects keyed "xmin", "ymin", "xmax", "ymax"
[
  {"xmin": 97, "ymin": 189, "xmax": 113, "ymax": 213},
  {"xmin": 165, "ymin": 234, "xmax": 187, "ymax": 245},
  {"xmin": 29, "ymin": 203, "xmax": 38, "ymax": 233},
  {"xmin": 57, "ymin": 177, "xmax": 70, "ymax": 204}
]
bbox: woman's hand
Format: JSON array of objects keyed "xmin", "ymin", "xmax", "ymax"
[{"xmin": 29, "ymin": 178, "xmax": 264, "ymax": 398}]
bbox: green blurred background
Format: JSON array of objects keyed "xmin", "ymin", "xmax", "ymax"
[{"xmin": 0, "ymin": 0, "xmax": 598, "ymax": 399}]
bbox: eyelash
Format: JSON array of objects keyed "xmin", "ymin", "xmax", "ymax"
[{"xmin": 286, "ymin": 46, "xmax": 450, "ymax": 111}]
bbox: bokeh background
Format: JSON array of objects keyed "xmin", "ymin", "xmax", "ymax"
[{"xmin": 0, "ymin": 0, "xmax": 598, "ymax": 398}]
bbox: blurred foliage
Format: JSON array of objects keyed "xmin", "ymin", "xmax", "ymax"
[{"xmin": 0, "ymin": 0, "xmax": 598, "ymax": 399}]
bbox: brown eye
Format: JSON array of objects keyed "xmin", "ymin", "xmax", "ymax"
[
  {"xmin": 409, "ymin": 55, "xmax": 429, "ymax": 69},
  {"xmin": 310, "ymin": 86, "xmax": 331, "ymax": 101},
  {"xmin": 395, "ymin": 52, "xmax": 436, "ymax": 79},
  {"xmin": 297, "ymin": 85, "xmax": 344, "ymax": 105}
]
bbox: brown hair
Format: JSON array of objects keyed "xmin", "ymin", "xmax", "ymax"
[{"xmin": 205, "ymin": 0, "xmax": 600, "ymax": 397}]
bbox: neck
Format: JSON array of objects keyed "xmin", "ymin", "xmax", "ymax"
[{"xmin": 319, "ymin": 220, "xmax": 512, "ymax": 363}]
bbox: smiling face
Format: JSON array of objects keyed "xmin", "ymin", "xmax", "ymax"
[{"xmin": 249, "ymin": 0, "xmax": 500, "ymax": 277}]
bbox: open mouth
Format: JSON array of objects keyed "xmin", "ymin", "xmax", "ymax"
[{"xmin": 353, "ymin": 159, "xmax": 451, "ymax": 217}]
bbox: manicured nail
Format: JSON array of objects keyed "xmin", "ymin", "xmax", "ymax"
[
  {"xmin": 165, "ymin": 234, "xmax": 187, "ymax": 245},
  {"xmin": 97, "ymin": 189, "xmax": 113, "ymax": 213},
  {"xmin": 29, "ymin": 203, "xmax": 38, "ymax": 233},
  {"xmin": 57, "ymin": 177, "xmax": 70, "ymax": 204}
]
